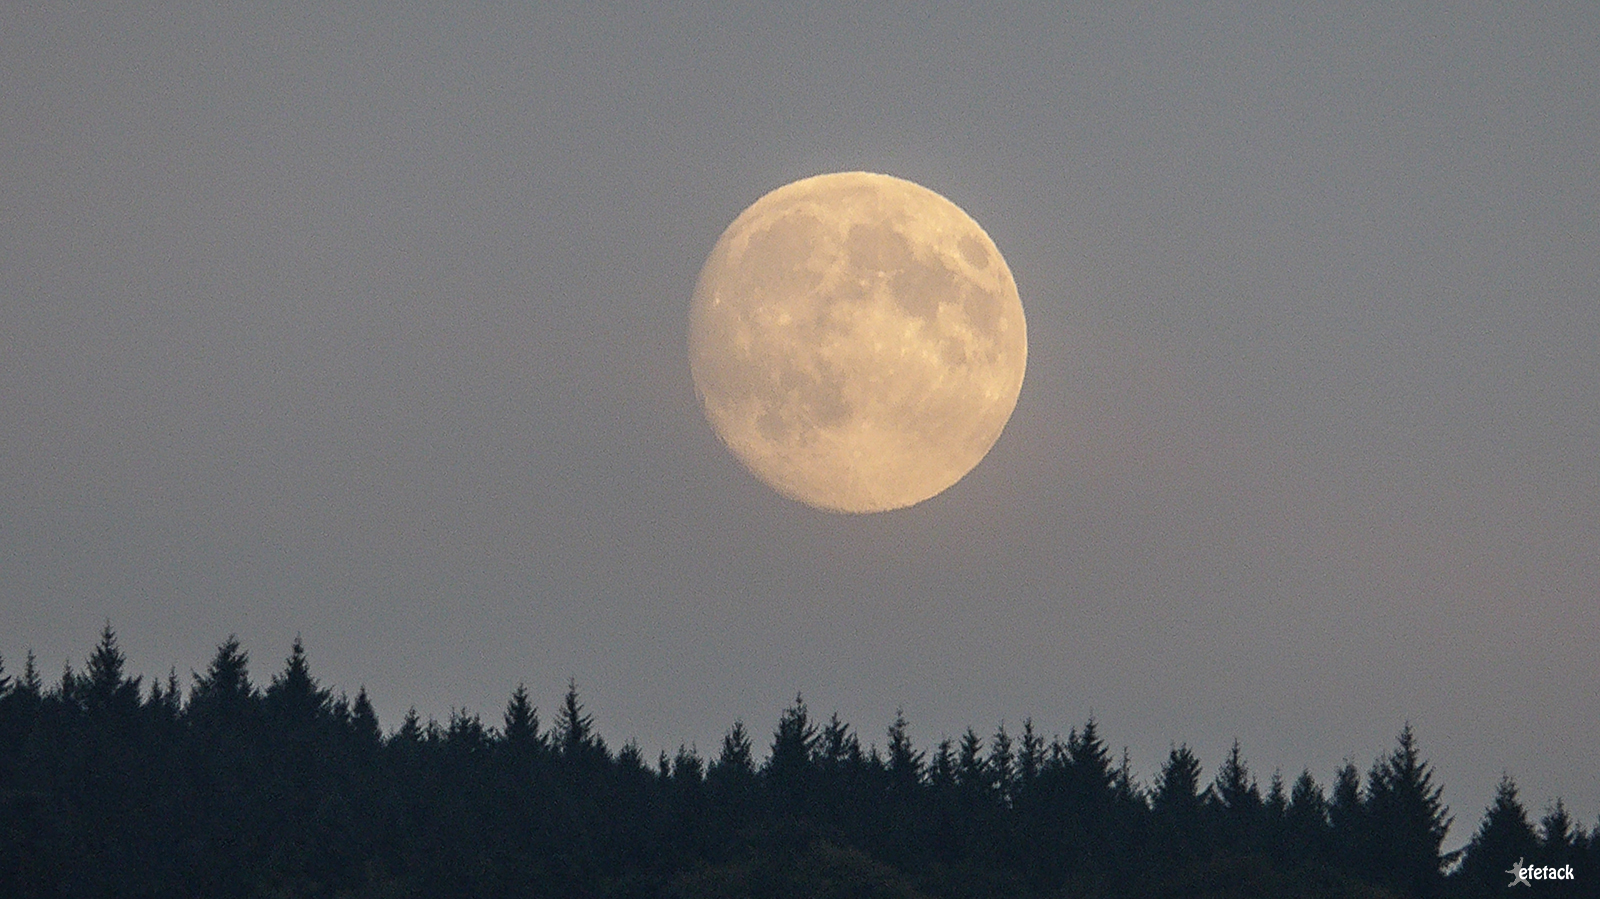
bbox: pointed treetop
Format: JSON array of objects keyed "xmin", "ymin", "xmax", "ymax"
[
  {"xmin": 193, "ymin": 635, "xmax": 252, "ymax": 705},
  {"xmin": 22, "ymin": 650, "xmax": 42, "ymax": 696},
  {"xmin": 351, "ymin": 686, "xmax": 381, "ymax": 746},
  {"xmin": 555, "ymin": 678, "xmax": 598, "ymax": 758},
  {"xmin": 1153, "ymin": 743, "xmax": 1205, "ymax": 817},
  {"xmin": 712, "ymin": 720, "xmax": 755, "ymax": 777},
  {"xmin": 84, "ymin": 621, "xmax": 141, "ymax": 715},
  {"xmin": 1213, "ymin": 738, "xmax": 1263, "ymax": 815},
  {"xmin": 766, "ymin": 693, "xmax": 818, "ymax": 784},
  {"xmin": 265, "ymin": 635, "xmax": 331, "ymax": 722},
  {"xmin": 503, "ymin": 683, "xmax": 541, "ymax": 749},
  {"xmin": 886, "ymin": 709, "xmax": 924, "ymax": 789}
]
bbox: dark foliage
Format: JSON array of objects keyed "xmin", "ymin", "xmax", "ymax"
[{"xmin": 1, "ymin": 629, "xmax": 1595, "ymax": 898}]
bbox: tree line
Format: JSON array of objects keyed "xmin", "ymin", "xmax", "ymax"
[{"xmin": 0, "ymin": 626, "xmax": 1594, "ymax": 898}]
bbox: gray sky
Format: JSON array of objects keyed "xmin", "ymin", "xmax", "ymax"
[{"xmin": 4, "ymin": 3, "xmax": 1596, "ymax": 845}]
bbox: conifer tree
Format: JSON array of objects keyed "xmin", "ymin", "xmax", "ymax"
[
  {"xmin": 391, "ymin": 707, "xmax": 424, "ymax": 755},
  {"xmin": 707, "ymin": 719, "xmax": 758, "ymax": 834},
  {"xmin": 1286, "ymin": 769, "xmax": 1329, "ymax": 860},
  {"xmin": 83, "ymin": 623, "xmax": 141, "ymax": 719},
  {"xmin": 1327, "ymin": 760, "xmax": 1366, "ymax": 872},
  {"xmin": 188, "ymin": 635, "xmax": 255, "ymax": 740},
  {"xmin": 1152, "ymin": 744, "xmax": 1204, "ymax": 815},
  {"xmin": 1211, "ymin": 739, "xmax": 1263, "ymax": 853},
  {"xmin": 554, "ymin": 679, "xmax": 604, "ymax": 762},
  {"xmin": 1017, "ymin": 717, "xmax": 1044, "ymax": 792},
  {"xmin": 1112, "ymin": 747, "xmax": 1142, "ymax": 808},
  {"xmin": 1460, "ymin": 774, "xmax": 1538, "ymax": 894},
  {"xmin": 1537, "ymin": 799, "xmax": 1582, "ymax": 872},
  {"xmin": 22, "ymin": 650, "xmax": 42, "ymax": 697},
  {"xmin": 955, "ymin": 728, "xmax": 987, "ymax": 796},
  {"xmin": 447, "ymin": 709, "xmax": 490, "ymax": 755},
  {"xmin": 1109, "ymin": 747, "xmax": 1147, "ymax": 855},
  {"xmin": 766, "ymin": 694, "xmax": 818, "ymax": 805},
  {"xmin": 816, "ymin": 712, "xmax": 859, "ymax": 774},
  {"xmin": 350, "ymin": 686, "xmax": 381, "ymax": 749},
  {"xmin": 502, "ymin": 683, "xmax": 541, "ymax": 752},
  {"xmin": 264, "ymin": 636, "xmax": 331, "ymax": 729},
  {"xmin": 1365, "ymin": 725, "xmax": 1452, "ymax": 897},
  {"xmin": 1066, "ymin": 719, "xmax": 1115, "ymax": 815},
  {"xmin": 1262, "ymin": 770, "xmax": 1289, "ymax": 858},
  {"xmin": 672, "ymin": 744, "xmax": 704, "ymax": 784},
  {"xmin": 1151, "ymin": 743, "xmax": 1208, "ymax": 862},
  {"xmin": 708, "ymin": 720, "xmax": 754, "ymax": 784},
  {"xmin": 885, "ymin": 710, "xmax": 923, "ymax": 794},
  {"xmin": 989, "ymin": 723, "xmax": 1015, "ymax": 806},
  {"xmin": 930, "ymin": 737, "xmax": 956, "ymax": 790}
]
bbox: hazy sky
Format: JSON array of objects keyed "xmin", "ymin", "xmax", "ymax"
[{"xmin": 4, "ymin": 3, "xmax": 1596, "ymax": 845}]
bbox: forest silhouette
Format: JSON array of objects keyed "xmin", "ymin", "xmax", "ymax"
[{"xmin": 1, "ymin": 626, "xmax": 1593, "ymax": 898}]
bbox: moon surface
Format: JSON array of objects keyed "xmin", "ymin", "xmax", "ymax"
[{"xmin": 689, "ymin": 172, "xmax": 1027, "ymax": 513}]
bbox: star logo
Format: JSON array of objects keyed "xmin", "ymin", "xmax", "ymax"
[{"xmin": 1507, "ymin": 857, "xmax": 1532, "ymax": 888}]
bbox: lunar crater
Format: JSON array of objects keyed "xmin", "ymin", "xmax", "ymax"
[{"xmin": 690, "ymin": 172, "xmax": 1026, "ymax": 513}]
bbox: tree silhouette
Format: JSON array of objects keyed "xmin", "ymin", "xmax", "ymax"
[
  {"xmin": 989, "ymin": 724, "xmax": 1014, "ymax": 807},
  {"xmin": 82, "ymin": 622, "xmax": 141, "ymax": 720},
  {"xmin": 885, "ymin": 710, "xmax": 923, "ymax": 795},
  {"xmin": 1327, "ymin": 760, "xmax": 1366, "ymax": 873},
  {"xmin": 502, "ymin": 683, "xmax": 541, "ymax": 750},
  {"xmin": 766, "ymin": 694, "xmax": 818, "ymax": 812},
  {"xmin": 1365, "ymin": 724, "xmax": 1453, "ymax": 897},
  {"xmin": 264, "ymin": 636, "xmax": 332, "ymax": 735},
  {"xmin": 1211, "ymin": 739, "xmax": 1264, "ymax": 854},
  {"xmin": 1151, "ymin": 743, "xmax": 1209, "ymax": 864},
  {"xmin": 188, "ymin": 634, "xmax": 254, "ymax": 729},
  {"xmin": 0, "ymin": 628, "xmax": 1574, "ymax": 899},
  {"xmin": 1285, "ymin": 769, "xmax": 1330, "ymax": 861},
  {"xmin": 554, "ymin": 679, "xmax": 605, "ymax": 765},
  {"xmin": 1459, "ymin": 774, "xmax": 1537, "ymax": 895}
]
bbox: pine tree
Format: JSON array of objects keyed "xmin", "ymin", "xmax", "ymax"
[
  {"xmin": 143, "ymin": 668, "xmax": 183, "ymax": 731},
  {"xmin": 350, "ymin": 686, "xmax": 381, "ymax": 749},
  {"xmin": 447, "ymin": 709, "xmax": 490, "ymax": 756},
  {"xmin": 22, "ymin": 650, "xmax": 42, "ymax": 697},
  {"xmin": 709, "ymin": 720, "xmax": 754, "ymax": 780},
  {"xmin": 816, "ymin": 713, "xmax": 859, "ymax": 774},
  {"xmin": 1286, "ymin": 769, "xmax": 1329, "ymax": 860},
  {"xmin": 672, "ymin": 744, "xmax": 704, "ymax": 784},
  {"xmin": 1152, "ymin": 744, "xmax": 1204, "ymax": 816},
  {"xmin": 263, "ymin": 636, "xmax": 330, "ymax": 730},
  {"xmin": 1262, "ymin": 770, "xmax": 1288, "ymax": 858},
  {"xmin": 1112, "ymin": 747, "xmax": 1142, "ymax": 807},
  {"xmin": 1537, "ymin": 799, "xmax": 1581, "ymax": 872},
  {"xmin": 707, "ymin": 719, "xmax": 758, "ymax": 833},
  {"xmin": 955, "ymin": 728, "xmax": 988, "ymax": 796},
  {"xmin": 1365, "ymin": 725, "xmax": 1452, "ymax": 897},
  {"xmin": 554, "ymin": 679, "xmax": 603, "ymax": 762},
  {"xmin": 1067, "ymin": 719, "xmax": 1115, "ymax": 816},
  {"xmin": 1017, "ymin": 717, "xmax": 1044, "ymax": 793},
  {"xmin": 929, "ymin": 737, "xmax": 956, "ymax": 790},
  {"xmin": 188, "ymin": 635, "xmax": 254, "ymax": 730},
  {"xmin": 885, "ymin": 710, "xmax": 923, "ymax": 795},
  {"xmin": 766, "ymin": 694, "xmax": 818, "ymax": 807},
  {"xmin": 989, "ymin": 723, "xmax": 1015, "ymax": 806},
  {"xmin": 1151, "ymin": 743, "xmax": 1208, "ymax": 862},
  {"xmin": 1327, "ymin": 760, "xmax": 1366, "ymax": 872},
  {"xmin": 1211, "ymin": 739, "xmax": 1263, "ymax": 854},
  {"xmin": 83, "ymin": 622, "xmax": 141, "ymax": 719},
  {"xmin": 1459, "ymin": 774, "xmax": 1537, "ymax": 894},
  {"xmin": 502, "ymin": 683, "xmax": 541, "ymax": 752}
]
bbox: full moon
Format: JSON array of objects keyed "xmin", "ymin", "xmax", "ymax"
[{"xmin": 689, "ymin": 172, "xmax": 1027, "ymax": 513}]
